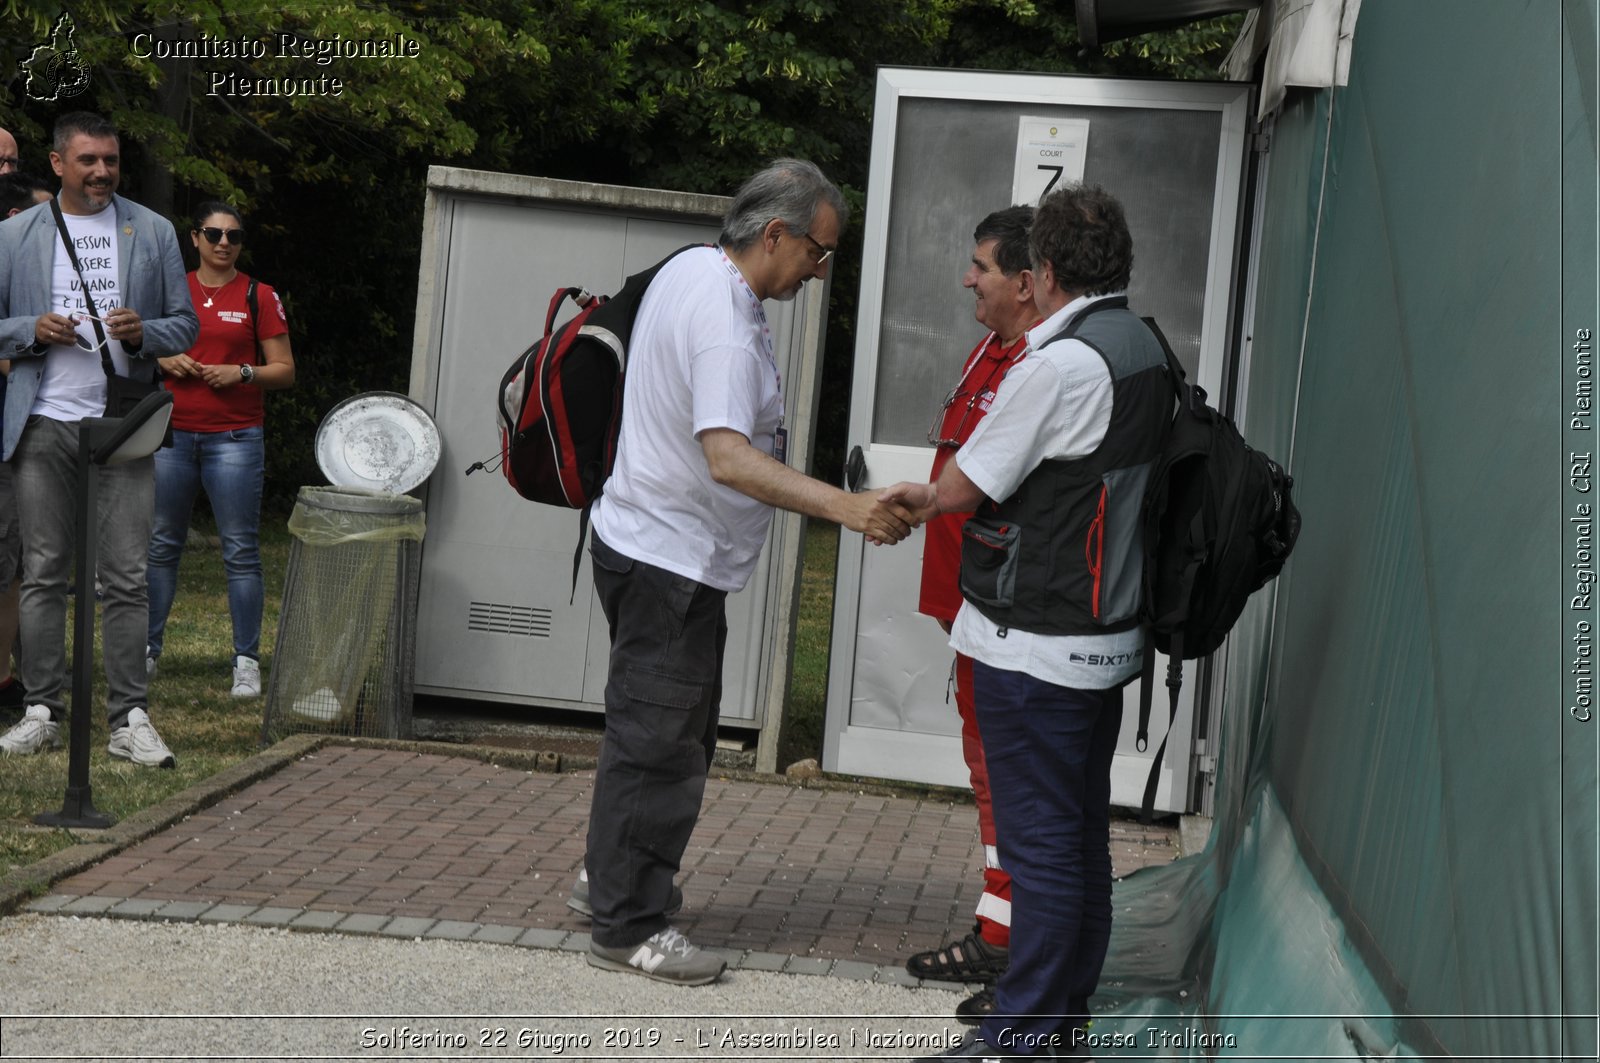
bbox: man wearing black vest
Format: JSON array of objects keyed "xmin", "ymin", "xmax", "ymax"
[{"xmin": 884, "ymin": 185, "xmax": 1169, "ymax": 1060}]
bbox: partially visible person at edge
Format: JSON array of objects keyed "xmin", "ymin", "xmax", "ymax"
[
  {"xmin": 572, "ymin": 158, "xmax": 917, "ymax": 987},
  {"xmin": 0, "ymin": 111, "xmax": 198, "ymax": 765},
  {"xmin": 0, "ymin": 171, "xmax": 59, "ymax": 217},
  {"xmin": 884, "ymin": 184, "xmax": 1169, "ymax": 1062},
  {"xmin": 0, "ymin": 127, "xmax": 18, "ymax": 174},
  {"xmin": 905, "ymin": 205, "xmax": 1038, "ymax": 1026},
  {"xmin": 0, "ymin": 171, "xmax": 55, "ymax": 716},
  {"xmin": 145, "ymin": 202, "xmax": 295, "ymax": 698}
]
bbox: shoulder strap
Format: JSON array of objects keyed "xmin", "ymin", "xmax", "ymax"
[
  {"xmin": 564, "ymin": 243, "xmax": 705, "ymax": 600},
  {"xmin": 246, "ymin": 279, "xmax": 265, "ymax": 365},
  {"xmin": 1140, "ymin": 315, "xmax": 1188, "ymax": 397},
  {"xmin": 1031, "ymin": 294, "xmax": 1129, "ymax": 349},
  {"xmin": 1135, "ymin": 312, "xmax": 1186, "ymax": 824},
  {"xmin": 1138, "ymin": 648, "xmax": 1185, "ymax": 824},
  {"xmin": 570, "ymin": 504, "xmax": 592, "ymax": 605},
  {"xmin": 49, "ymin": 197, "xmax": 113, "ymax": 377}
]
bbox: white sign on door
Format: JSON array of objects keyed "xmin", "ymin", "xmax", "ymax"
[{"xmin": 1011, "ymin": 116, "xmax": 1090, "ymax": 205}]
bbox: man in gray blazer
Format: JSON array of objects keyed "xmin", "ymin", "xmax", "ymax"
[{"xmin": 0, "ymin": 111, "xmax": 197, "ymax": 765}]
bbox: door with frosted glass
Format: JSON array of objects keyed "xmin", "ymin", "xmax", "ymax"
[{"xmin": 822, "ymin": 69, "xmax": 1254, "ymax": 812}]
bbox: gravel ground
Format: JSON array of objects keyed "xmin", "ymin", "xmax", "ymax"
[{"xmin": 0, "ymin": 913, "xmax": 971, "ymax": 1061}]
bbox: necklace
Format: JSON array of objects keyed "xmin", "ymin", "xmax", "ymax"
[{"xmin": 196, "ymin": 272, "xmax": 235, "ymax": 307}]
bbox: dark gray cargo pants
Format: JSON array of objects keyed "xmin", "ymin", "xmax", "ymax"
[{"xmin": 584, "ymin": 534, "xmax": 726, "ymax": 949}]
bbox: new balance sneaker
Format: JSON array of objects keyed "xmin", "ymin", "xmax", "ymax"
[
  {"xmin": 0, "ymin": 705, "xmax": 60, "ymax": 756},
  {"xmin": 231, "ymin": 656, "xmax": 261, "ymax": 698},
  {"xmin": 566, "ymin": 867, "xmax": 683, "ymax": 918},
  {"xmin": 108, "ymin": 708, "xmax": 175, "ymax": 769},
  {"xmin": 588, "ymin": 926, "xmax": 726, "ymax": 985}
]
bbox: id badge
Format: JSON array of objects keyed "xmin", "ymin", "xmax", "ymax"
[{"xmin": 773, "ymin": 426, "xmax": 789, "ymax": 466}]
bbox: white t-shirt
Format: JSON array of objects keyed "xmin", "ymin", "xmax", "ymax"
[
  {"xmin": 590, "ymin": 246, "xmax": 783, "ymax": 593},
  {"xmin": 948, "ymin": 293, "xmax": 1145, "ymax": 690},
  {"xmin": 35, "ymin": 204, "xmax": 129, "ymax": 422}
]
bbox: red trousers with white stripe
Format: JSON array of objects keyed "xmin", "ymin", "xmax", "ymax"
[{"xmin": 956, "ymin": 651, "xmax": 1012, "ymax": 947}]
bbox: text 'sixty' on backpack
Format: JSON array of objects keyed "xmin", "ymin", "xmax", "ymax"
[
  {"xmin": 1134, "ymin": 319, "xmax": 1302, "ymax": 822},
  {"xmin": 466, "ymin": 244, "xmax": 701, "ymax": 597}
]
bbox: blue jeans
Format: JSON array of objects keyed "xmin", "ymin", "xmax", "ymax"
[
  {"xmin": 973, "ymin": 660, "xmax": 1125, "ymax": 1057},
  {"xmin": 147, "ymin": 426, "xmax": 265, "ymax": 662}
]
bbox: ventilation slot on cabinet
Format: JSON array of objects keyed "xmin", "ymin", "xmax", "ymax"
[{"xmin": 468, "ymin": 602, "xmax": 553, "ymax": 638}]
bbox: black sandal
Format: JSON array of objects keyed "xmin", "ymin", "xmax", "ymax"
[
  {"xmin": 905, "ymin": 926, "xmax": 1009, "ymax": 981},
  {"xmin": 955, "ymin": 986, "xmax": 995, "ymax": 1026}
]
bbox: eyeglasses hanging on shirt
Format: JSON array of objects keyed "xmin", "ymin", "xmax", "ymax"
[{"xmin": 926, "ymin": 335, "xmax": 1025, "ymax": 448}]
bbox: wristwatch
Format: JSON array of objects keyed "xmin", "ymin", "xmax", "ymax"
[{"xmin": 239, "ymin": 363, "xmax": 256, "ymax": 384}]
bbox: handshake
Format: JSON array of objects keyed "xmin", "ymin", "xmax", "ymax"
[{"xmin": 843, "ymin": 481, "xmax": 942, "ymax": 547}]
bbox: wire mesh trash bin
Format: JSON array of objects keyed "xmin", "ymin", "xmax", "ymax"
[{"xmin": 262, "ymin": 486, "xmax": 425, "ymax": 742}]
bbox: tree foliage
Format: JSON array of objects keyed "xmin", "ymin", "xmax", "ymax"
[{"xmin": 1, "ymin": 0, "xmax": 1241, "ymax": 505}]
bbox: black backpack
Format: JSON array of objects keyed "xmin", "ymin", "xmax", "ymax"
[
  {"xmin": 1136, "ymin": 321, "xmax": 1301, "ymax": 820},
  {"xmin": 467, "ymin": 244, "xmax": 701, "ymax": 593}
]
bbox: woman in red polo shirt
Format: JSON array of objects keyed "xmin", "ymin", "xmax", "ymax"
[{"xmin": 146, "ymin": 202, "xmax": 296, "ymax": 697}]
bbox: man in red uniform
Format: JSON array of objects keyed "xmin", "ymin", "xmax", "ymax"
[{"xmin": 907, "ymin": 205, "xmax": 1037, "ymax": 1023}]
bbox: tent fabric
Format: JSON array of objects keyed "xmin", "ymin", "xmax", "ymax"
[{"xmin": 1095, "ymin": 2, "xmax": 1596, "ymax": 1058}]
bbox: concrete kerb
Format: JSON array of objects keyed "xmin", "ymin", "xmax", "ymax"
[
  {"xmin": 22, "ymin": 886, "xmax": 976, "ymax": 988},
  {"xmin": 340, "ymin": 732, "xmax": 989, "ymax": 805}
]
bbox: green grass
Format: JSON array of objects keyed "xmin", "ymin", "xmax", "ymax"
[
  {"xmin": 0, "ymin": 520, "xmax": 291, "ymax": 876},
  {"xmin": 778, "ymin": 521, "xmax": 840, "ymax": 771}
]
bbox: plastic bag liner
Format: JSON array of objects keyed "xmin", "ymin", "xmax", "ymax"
[
  {"xmin": 262, "ymin": 486, "xmax": 424, "ymax": 742},
  {"xmin": 285, "ymin": 485, "xmax": 426, "ymax": 545}
]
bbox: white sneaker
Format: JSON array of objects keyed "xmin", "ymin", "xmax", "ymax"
[
  {"xmin": 231, "ymin": 656, "xmax": 261, "ymax": 698},
  {"xmin": 0, "ymin": 705, "xmax": 61, "ymax": 756},
  {"xmin": 146, "ymin": 653, "xmax": 157, "ymax": 679},
  {"xmin": 108, "ymin": 708, "xmax": 175, "ymax": 768}
]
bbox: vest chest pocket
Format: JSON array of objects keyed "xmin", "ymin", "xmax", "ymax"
[{"xmin": 959, "ymin": 516, "xmax": 1021, "ymax": 610}]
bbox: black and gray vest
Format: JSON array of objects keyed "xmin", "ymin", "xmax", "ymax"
[{"xmin": 958, "ymin": 296, "xmax": 1171, "ymax": 636}]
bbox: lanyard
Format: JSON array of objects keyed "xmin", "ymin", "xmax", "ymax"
[
  {"xmin": 717, "ymin": 247, "xmax": 784, "ymax": 425},
  {"xmin": 956, "ymin": 332, "xmax": 1025, "ymax": 400}
]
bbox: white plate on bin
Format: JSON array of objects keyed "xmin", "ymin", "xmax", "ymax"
[{"xmin": 314, "ymin": 392, "xmax": 441, "ymax": 494}]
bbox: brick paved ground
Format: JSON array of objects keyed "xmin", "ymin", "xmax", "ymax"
[{"xmin": 51, "ymin": 745, "xmax": 1179, "ymax": 967}]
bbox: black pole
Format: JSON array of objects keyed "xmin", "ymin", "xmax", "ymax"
[{"xmin": 35, "ymin": 422, "xmax": 113, "ymax": 829}]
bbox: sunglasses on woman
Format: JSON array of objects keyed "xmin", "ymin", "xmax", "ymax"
[{"xmin": 198, "ymin": 226, "xmax": 245, "ymax": 246}]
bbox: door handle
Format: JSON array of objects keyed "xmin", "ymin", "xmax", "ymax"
[{"xmin": 844, "ymin": 445, "xmax": 865, "ymax": 492}]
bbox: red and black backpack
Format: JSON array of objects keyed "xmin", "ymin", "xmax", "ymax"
[
  {"xmin": 495, "ymin": 245, "xmax": 699, "ymax": 508},
  {"xmin": 477, "ymin": 244, "xmax": 701, "ymax": 592}
]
